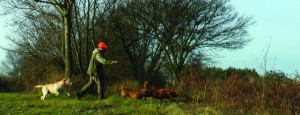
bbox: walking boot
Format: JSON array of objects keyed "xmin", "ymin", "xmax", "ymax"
[
  {"xmin": 77, "ymin": 92, "xmax": 83, "ymax": 100},
  {"xmin": 98, "ymin": 94, "xmax": 106, "ymax": 99}
]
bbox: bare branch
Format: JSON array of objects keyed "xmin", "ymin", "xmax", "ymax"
[{"xmin": 34, "ymin": 0, "xmax": 63, "ymax": 6}]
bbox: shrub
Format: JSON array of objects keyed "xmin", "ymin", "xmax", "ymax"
[
  {"xmin": 0, "ymin": 77, "xmax": 25, "ymax": 92},
  {"xmin": 177, "ymin": 71, "xmax": 206, "ymax": 102}
]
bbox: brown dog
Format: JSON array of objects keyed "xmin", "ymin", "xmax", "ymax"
[
  {"xmin": 144, "ymin": 81, "xmax": 178, "ymax": 102},
  {"xmin": 155, "ymin": 88, "xmax": 178, "ymax": 101},
  {"xmin": 121, "ymin": 81, "xmax": 151, "ymax": 99}
]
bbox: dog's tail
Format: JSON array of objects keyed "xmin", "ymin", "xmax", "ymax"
[
  {"xmin": 34, "ymin": 85, "xmax": 44, "ymax": 88},
  {"xmin": 144, "ymin": 81, "xmax": 149, "ymax": 89},
  {"xmin": 121, "ymin": 85, "xmax": 125, "ymax": 90}
]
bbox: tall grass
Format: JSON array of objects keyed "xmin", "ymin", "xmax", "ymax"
[{"xmin": 0, "ymin": 93, "xmax": 222, "ymax": 115}]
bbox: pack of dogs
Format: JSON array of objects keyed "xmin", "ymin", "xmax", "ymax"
[
  {"xmin": 121, "ymin": 81, "xmax": 178, "ymax": 101},
  {"xmin": 34, "ymin": 78, "xmax": 178, "ymax": 102}
]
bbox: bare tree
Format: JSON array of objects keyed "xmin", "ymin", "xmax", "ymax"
[
  {"xmin": 72, "ymin": 0, "xmax": 117, "ymax": 74},
  {"xmin": 107, "ymin": 0, "xmax": 253, "ymax": 84},
  {"xmin": 0, "ymin": 0, "xmax": 253, "ymax": 86},
  {"xmin": 0, "ymin": 0, "xmax": 118, "ymax": 78},
  {"xmin": 106, "ymin": 0, "xmax": 166, "ymax": 81},
  {"xmin": 0, "ymin": 0, "xmax": 64, "ymax": 73},
  {"xmin": 1, "ymin": 51, "xmax": 21, "ymax": 77},
  {"xmin": 33, "ymin": 0, "xmax": 75, "ymax": 78}
]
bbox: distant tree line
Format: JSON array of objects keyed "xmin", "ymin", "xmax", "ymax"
[{"xmin": 0, "ymin": 0, "xmax": 252, "ymax": 86}]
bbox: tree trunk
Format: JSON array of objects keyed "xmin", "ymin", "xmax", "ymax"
[{"xmin": 63, "ymin": 12, "xmax": 73, "ymax": 78}]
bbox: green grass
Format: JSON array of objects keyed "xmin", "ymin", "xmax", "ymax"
[{"xmin": 0, "ymin": 93, "xmax": 221, "ymax": 115}]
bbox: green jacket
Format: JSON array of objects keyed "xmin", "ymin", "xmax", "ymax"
[{"xmin": 87, "ymin": 48, "xmax": 117, "ymax": 76}]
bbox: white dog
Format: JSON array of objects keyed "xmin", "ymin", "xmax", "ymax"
[{"xmin": 35, "ymin": 78, "xmax": 73, "ymax": 101}]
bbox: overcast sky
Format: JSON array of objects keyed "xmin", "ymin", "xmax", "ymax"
[
  {"xmin": 215, "ymin": 0, "xmax": 300, "ymax": 75},
  {"xmin": 0, "ymin": 14, "xmax": 11, "ymax": 64},
  {"xmin": 0, "ymin": 0, "xmax": 300, "ymax": 75}
]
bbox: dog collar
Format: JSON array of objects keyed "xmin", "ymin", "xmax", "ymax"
[{"xmin": 62, "ymin": 80, "xmax": 69, "ymax": 88}]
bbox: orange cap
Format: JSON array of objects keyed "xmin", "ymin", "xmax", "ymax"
[{"xmin": 98, "ymin": 42, "xmax": 108, "ymax": 49}]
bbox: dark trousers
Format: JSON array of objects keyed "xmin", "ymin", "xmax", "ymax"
[{"xmin": 80, "ymin": 75, "xmax": 105, "ymax": 98}]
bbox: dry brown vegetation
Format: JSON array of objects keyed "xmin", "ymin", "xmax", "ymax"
[
  {"xmin": 176, "ymin": 70, "xmax": 300, "ymax": 114},
  {"xmin": 1, "ymin": 67, "xmax": 300, "ymax": 114}
]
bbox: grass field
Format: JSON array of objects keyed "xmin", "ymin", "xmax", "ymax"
[{"xmin": 0, "ymin": 93, "xmax": 221, "ymax": 115}]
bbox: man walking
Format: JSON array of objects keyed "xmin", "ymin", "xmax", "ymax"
[{"xmin": 77, "ymin": 41, "xmax": 118, "ymax": 99}]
